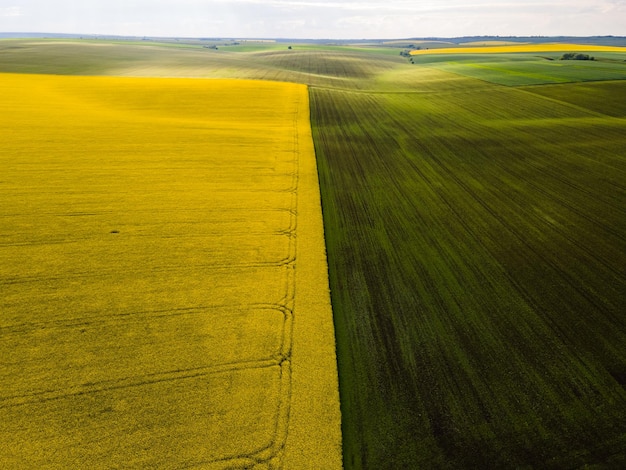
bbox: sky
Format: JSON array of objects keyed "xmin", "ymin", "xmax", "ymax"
[{"xmin": 1, "ymin": 0, "xmax": 625, "ymax": 39}]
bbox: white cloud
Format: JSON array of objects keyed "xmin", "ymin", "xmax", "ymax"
[{"xmin": 0, "ymin": 6, "xmax": 22, "ymax": 17}]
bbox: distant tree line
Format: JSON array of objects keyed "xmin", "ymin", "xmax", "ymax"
[{"xmin": 560, "ymin": 53, "xmax": 594, "ymax": 61}]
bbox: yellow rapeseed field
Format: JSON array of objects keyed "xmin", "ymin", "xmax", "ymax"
[
  {"xmin": 410, "ymin": 43, "xmax": 626, "ymax": 55},
  {"xmin": 0, "ymin": 73, "xmax": 341, "ymax": 469}
]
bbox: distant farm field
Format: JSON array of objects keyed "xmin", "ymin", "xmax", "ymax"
[
  {"xmin": 410, "ymin": 43, "xmax": 626, "ymax": 55},
  {"xmin": 0, "ymin": 73, "xmax": 341, "ymax": 469},
  {"xmin": 410, "ymin": 44, "xmax": 626, "ymax": 85}
]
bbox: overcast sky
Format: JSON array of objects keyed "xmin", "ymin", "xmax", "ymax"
[{"xmin": 1, "ymin": 0, "xmax": 625, "ymax": 39}]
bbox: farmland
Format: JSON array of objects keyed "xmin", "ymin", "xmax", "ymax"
[
  {"xmin": 2, "ymin": 38, "xmax": 626, "ymax": 469},
  {"xmin": 308, "ymin": 50, "xmax": 626, "ymax": 467},
  {"xmin": 311, "ymin": 78, "xmax": 626, "ymax": 468},
  {"xmin": 409, "ymin": 44, "xmax": 626, "ymax": 86},
  {"xmin": 0, "ymin": 73, "xmax": 341, "ymax": 468},
  {"xmin": 410, "ymin": 43, "xmax": 626, "ymax": 55}
]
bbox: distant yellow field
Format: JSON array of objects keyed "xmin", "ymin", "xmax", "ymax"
[
  {"xmin": 411, "ymin": 43, "xmax": 626, "ymax": 55},
  {"xmin": 0, "ymin": 73, "xmax": 341, "ymax": 469}
]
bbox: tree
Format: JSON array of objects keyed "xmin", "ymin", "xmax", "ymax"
[{"xmin": 560, "ymin": 52, "xmax": 594, "ymax": 61}]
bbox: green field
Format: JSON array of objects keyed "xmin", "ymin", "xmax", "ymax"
[
  {"xmin": 412, "ymin": 52, "xmax": 626, "ymax": 86},
  {"xmin": 2, "ymin": 38, "xmax": 626, "ymax": 468},
  {"xmin": 308, "ymin": 47, "xmax": 626, "ymax": 467},
  {"xmin": 311, "ymin": 79, "xmax": 626, "ymax": 468}
]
